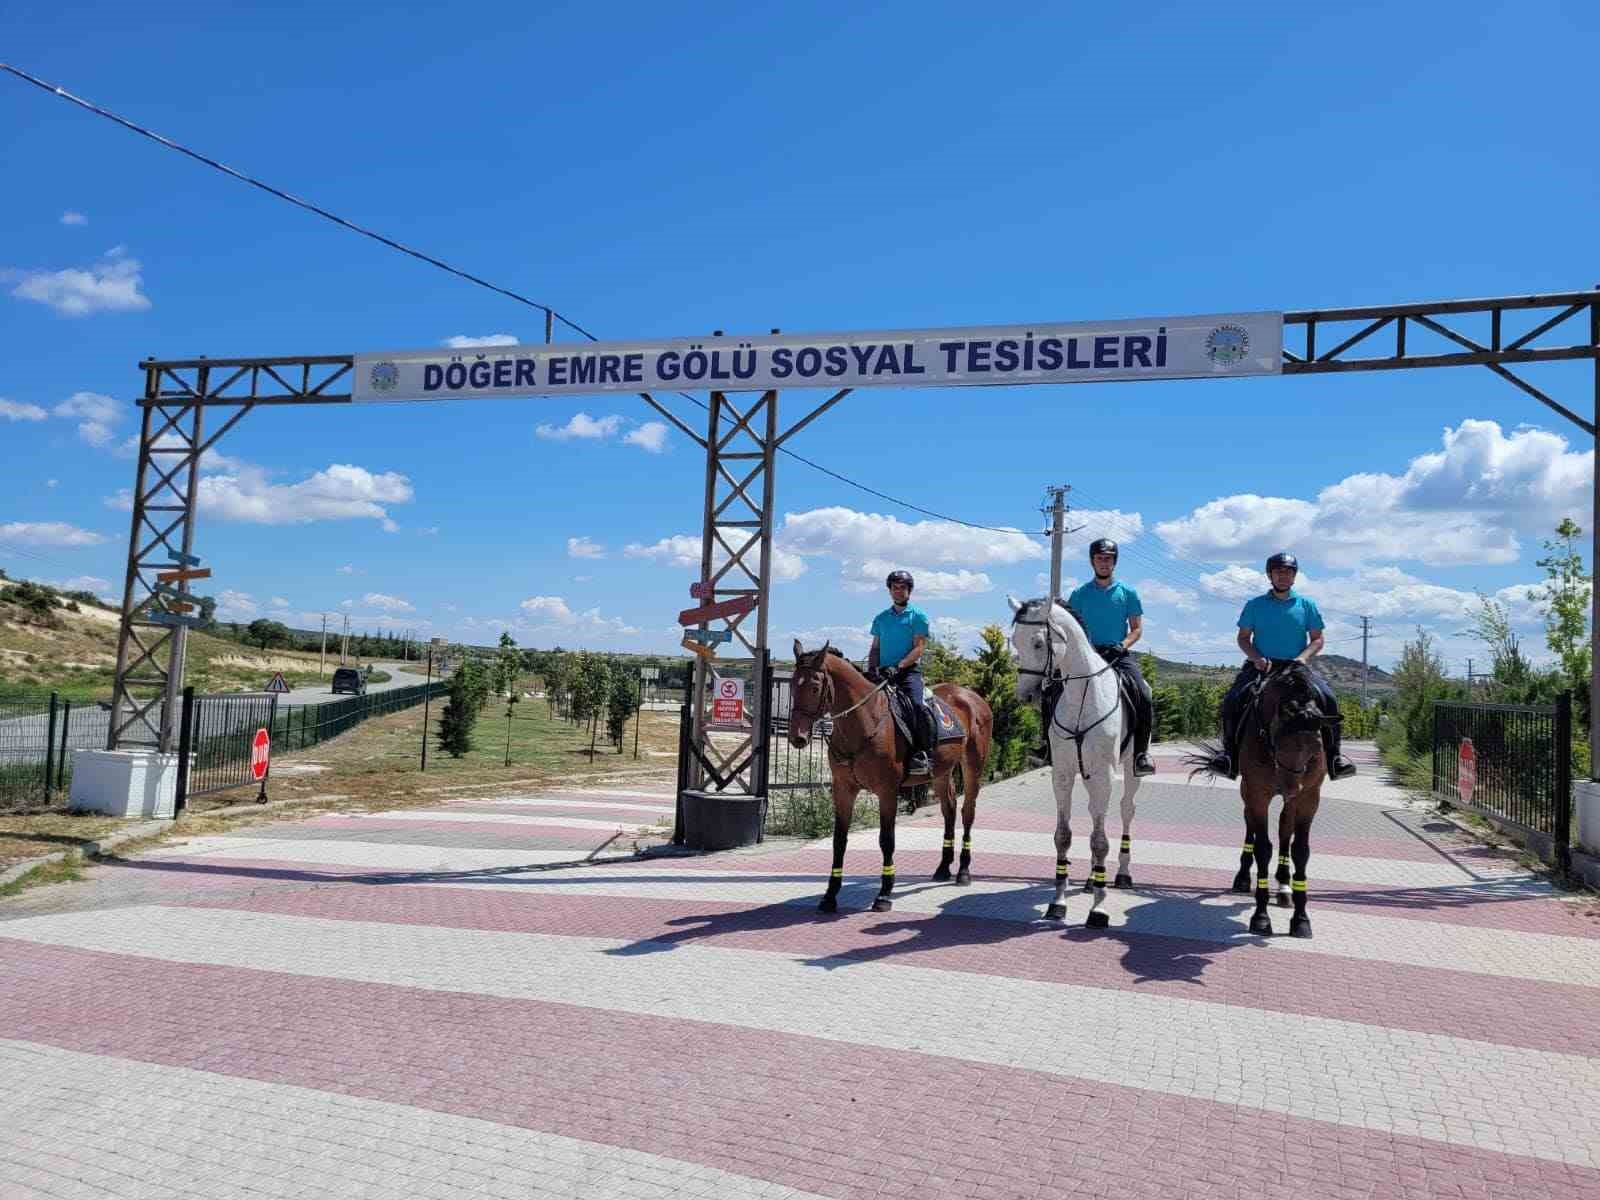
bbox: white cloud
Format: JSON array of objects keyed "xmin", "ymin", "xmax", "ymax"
[
  {"xmin": 7, "ymin": 247, "xmax": 150, "ymax": 316},
  {"xmin": 337, "ymin": 564, "xmax": 361, "ymax": 575},
  {"xmin": 49, "ymin": 575, "xmax": 111, "ymax": 595},
  {"xmin": 567, "ymin": 536, "xmax": 605, "ymax": 559},
  {"xmin": 535, "ymin": 412, "xmax": 625, "ymax": 442},
  {"xmin": 197, "ymin": 463, "xmax": 413, "ymax": 526},
  {"xmin": 216, "ymin": 589, "xmax": 257, "ymax": 621},
  {"xmin": 361, "ymin": 592, "xmax": 415, "ymax": 613},
  {"xmin": 623, "ymin": 421, "xmax": 670, "ymax": 453},
  {"xmin": 104, "ymin": 489, "xmax": 132, "ymax": 512},
  {"xmin": 786, "ymin": 625, "xmax": 872, "ymax": 658},
  {"xmin": 46, "ymin": 480, "xmax": 58, "ymax": 489},
  {"xmin": 60, "ymin": 211, "xmax": 87, "ymax": 226},
  {"xmin": 0, "ymin": 399, "xmax": 48, "ymax": 422},
  {"xmin": 520, "ymin": 596, "xmax": 574, "ymax": 621},
  {"xmin": 444, "ymin": 334, "xmax": 519, "ymax": 348},
  {"xmin": 624, "ymin": 533, "xmax": 807, "ymax": 582},
  {"xmin": 1156, "ymin": 420, "xmax": 1589, "ymax": 569},
  {"xmin": 418, "ymin": 526, "xmax": 439, "ymax": 536},
  {"xmin": 77, "ymin": 421, "xmax": 115, "ymax": 447},
  {"xmin": 0, "ymin": 521, "xmax": 106, "ymax": 546},
  {"xmin": 1132, "ymin": 579, "xmax": 1198, "ymax": 611},
  {"xmin": 573, "ymin": 575, "xmax": 593, "ymax": 583},
  {"xmin": 53, "ymin": 391, "xmax": 121, "ymax": 423},
  {"xmin": 778, "ymin": 506, "xmax": 1043, "ymax": 567},
  {"xmin": 270, "ymin": 597, "xmax": 289, "ymax": 608},
  {"xmin": 842, "ymin": 560, "xmax": 992, "ymax": 599},
  {"xmin": 380, "ymin": 518, "xmax": 400, "ymax": 534}
]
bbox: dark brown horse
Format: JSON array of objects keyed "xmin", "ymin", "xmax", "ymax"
[
  {"xmin": 1224, "ymin": 661, "xmax": 1334, "ymax": 938},
  {"xmin": 787, "ymin": 641, "xmax": 993, "ymax": 913}
]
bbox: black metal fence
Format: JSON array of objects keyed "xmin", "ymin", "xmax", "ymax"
[
  {"xmin": 0, "ymin": 693, "xmax": 114, "ymax": 811},
  {"xmin": 176, "ymin": 680, "xmax": 447, "ymax": 810},
  {"xmin": 1432, "ymin": 694, "xmax": 1572, "ymax": 872}
]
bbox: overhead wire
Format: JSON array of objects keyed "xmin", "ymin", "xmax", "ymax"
[{"xmin": 0, "ymin": 61, "xmax": 1027, "ymax": 538}]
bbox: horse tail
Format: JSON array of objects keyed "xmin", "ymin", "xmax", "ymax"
[{"xmin": 1182, "ymin": 740, "xmax": 1226, "ymax": 783}]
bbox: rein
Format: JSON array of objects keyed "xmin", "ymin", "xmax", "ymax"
[
  {"xmin": 1250, "ymin": 663, "xmax": 1324, "ymax": 778},
  {"xmin": 790, "ymin": 661, "xmax": 890, "ymax": 762},
  {"xmin": 1013, "ymin": 605, "xmax": 1119, "ymax": 780}
]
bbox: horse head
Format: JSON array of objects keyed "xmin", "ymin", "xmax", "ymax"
[
  {"xmin": 788, "ymin": 638, "xmax": 836, "ymax": 748},
  {"xmin": 1258, "ymin": 662, "xmax": 1332, "ymax": 777},
  {"xmin": 1006, "ymin": 594, "xmax": 1091, "ymax": 702}
]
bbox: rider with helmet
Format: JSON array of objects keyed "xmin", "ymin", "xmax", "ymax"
[
  {"xmin": 868, "ymin": 569, "xmax": 933, "ymax": 775},
  {"xmin": 1215, "ymin": 551, "xmax": 1357, "ymax": 781},
  {"xmin": 1064, "ymin": 538, "xmax": 1156, "ymax": 777}
]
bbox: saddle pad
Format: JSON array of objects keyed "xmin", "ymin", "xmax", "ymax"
[{"xmin": 928, "ymin": 695, "xmax": 965, "ymax": 742}]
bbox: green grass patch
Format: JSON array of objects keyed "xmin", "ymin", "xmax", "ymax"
[{"xmin": 0, "ymin": 851, "xmax": 85, "ymax": 898}]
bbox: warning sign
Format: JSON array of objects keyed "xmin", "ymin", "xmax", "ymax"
[
  {"xmin": 265, "ymin": 672, "xmax": 291, "ymax": 694},
  {"xmin": 1458, "ymin": 737, "xmax": 1477, "ymax": 806},
  {"xmin": 711, "ymin": 675, "xmax": 745, "ymax": 723}
]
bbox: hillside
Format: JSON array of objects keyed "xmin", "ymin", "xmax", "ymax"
[
  {"xmin": 0, "ymin": 583, "xmax": 357, "ymax": 701},
  {"xmin": 1147, "ymin": 650, "xmax": 1394, "ymax": 696}
]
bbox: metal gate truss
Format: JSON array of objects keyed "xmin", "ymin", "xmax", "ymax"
[{"xmin": 109, "ymin": 290, "xmax": 1598, "ymax": 766}]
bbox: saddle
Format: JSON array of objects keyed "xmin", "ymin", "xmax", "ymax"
[{"xmin": 886, "ymin": 686, "xmax": 965, "ymax": 753}]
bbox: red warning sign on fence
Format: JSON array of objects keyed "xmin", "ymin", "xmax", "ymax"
[
  {"xmin": 1457, "ymin": 737, "xmax": 1476, "ymax": 805},
  {"xmin": 711, "ymin": 675, "xmax": 745, "ymax": 723},
  {"xmin": 251, "ymin": 728, "xmax": 271, "ymax": 781}
]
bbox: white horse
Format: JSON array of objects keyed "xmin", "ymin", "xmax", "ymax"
[{"xmin": 1008, "ymin": 595, "xmax": 1144, "ymax": 928}]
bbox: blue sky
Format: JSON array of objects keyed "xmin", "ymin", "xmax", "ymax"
[{"xmin": 2, "ymin": 0, "xmax": 1597, "ymax": 672}]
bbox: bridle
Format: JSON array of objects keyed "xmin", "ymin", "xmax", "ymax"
[
  {"xmin": 1013, "ymin": 600, "xmax": 1119, "ymax": 779},
  {"xmin": 1253, "ymin": 663, "xmax": 1325, "ymax": 778},
  {"xmin": 789, "ymin": 656, "xmax": 889, "ymax": 750}
]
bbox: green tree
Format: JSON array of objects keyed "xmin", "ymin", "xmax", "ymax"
[
  {"xmin": 920, "ymin": 635, "xmax": 973, "ymax": 687},
  {"xmin": 1532, "ymin": 516, "xmax": 1591, "ymax": 726},
  {"xmin": 606, "ymin": 669, "xmax": 641, "ymax": 750},
  {"xmin": 971, "ymin": 624, "xmax": 1029, "ymax": 779},
  {"xmin": 246, "ymin": 618, "xmax": 292, "ymax": 650},
  {"xmin": 570, "ymin": 653, "xmax": 610, "ymax": 727},
  {"xmin": 1388, "ymin": 627, "xmax": 1458, "ymax": 757},
  {"xmin": 436, "ymin": 667, "xmax": 478, "ymax": 757},
  {"xmin": 493, "ymin": 631, "xmax": 520, "ymax": 698}
]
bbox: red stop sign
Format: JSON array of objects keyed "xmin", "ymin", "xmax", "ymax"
[
  {"xmin": 1457, "ymin": 737, "xmax": 1476, "ymax": 805},
  {"xmin": 250, "ymin": 727, "xmax": 271, "ymax": 781}
]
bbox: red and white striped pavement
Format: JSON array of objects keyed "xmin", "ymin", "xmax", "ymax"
[{"xmin": 2, "ymin": 766, "xmax": 1598, "ymax": 1199}]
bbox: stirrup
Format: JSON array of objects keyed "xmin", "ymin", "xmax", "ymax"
[
  {"xmin": 1329, "ymin": 755, "xmax": 1357, "ymax": 780},
  {"xmin": 908, "ymin": 753, "xmax": 932, "ymax": 776},
  {"xmin": 1132, "ymin": 752, "xmax": 1156, "ymax": 777}
]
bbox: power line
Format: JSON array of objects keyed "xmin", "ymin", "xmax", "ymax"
[{"xmin": 1, "ymin": 62, "xmax": 1028, "ymax": 538}]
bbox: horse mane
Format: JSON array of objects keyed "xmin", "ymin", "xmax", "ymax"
[{"xmin": 1013, "ymin": 596, "xmax": 1089, "ymax": 636}]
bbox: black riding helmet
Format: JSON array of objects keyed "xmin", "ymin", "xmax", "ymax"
[
  {"xmin": 885, "ymin": 569, "xmax": 914, "ymax": 591},
  {"xmin": 1088, "ymin": 538, "xmax": 1119, "ymax": 562},
  {"xmin": 1265, "ymin": 551, "xmax": 1298, "ymax": 572}
]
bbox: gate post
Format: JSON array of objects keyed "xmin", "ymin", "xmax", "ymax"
[
  {"xmin": 56, "ymin": 699, "xmax": 71, "ymax": 799},
  {"xmin": 43, "ymin": 692, "xmax": 59, "ymax": 799},
  {"xmin": 174, "ymin": 686, "xmax": 196, "ymax": 814},
  {"xmin": 1431, "ymin": 702, "xmax": 1441, "ymax": 797},
  {"xmin": 1555, "ymin": 690, "xmax": 1573, "ymax": 876},
  {"xmin": 673, "ymin": 704, "xmax": 691, "ymax": 845}
]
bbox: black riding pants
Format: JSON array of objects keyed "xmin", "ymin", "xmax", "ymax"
[
  {"xmin": 1095, "ymin": 647, "xmax": 1153, "ymax": 756},
  {"xmin": 1219, "ymin": 661, "xmax": 1343, "ymax": 752}
]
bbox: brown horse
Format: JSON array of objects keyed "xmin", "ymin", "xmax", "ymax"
[
  {"xmin": 1224, "ymin": 661, "xmax": 1334, "ymax": 939},
  {"xmin": 787, "ymin": 640, "xmax": 993, "ymax": 913}
]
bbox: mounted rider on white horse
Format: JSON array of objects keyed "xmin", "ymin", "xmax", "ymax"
[{"xmin": 1009, "ymin": 592, "xmax": 1145, "ymax": 928}]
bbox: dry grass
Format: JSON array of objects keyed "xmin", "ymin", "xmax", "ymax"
[
  {"xmin": 0, "ymin": 851, "xmax": 85, "ymax": 898},
  {"xmin": 0, "ymin": 812, "xmax": 138, "ymax": 869}
]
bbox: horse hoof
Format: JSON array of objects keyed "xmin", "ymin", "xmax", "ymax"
[
  {"xmin": 1275, "ymin": 892, "xmax": 1291, "ymax": 909},
  {"xmin": 1085, "ymin": 910, "xmax": 1110, "ymax": 930},
  {"xmin": 932, "ymin": 865, "xmax": 952, "ymax": 882},
  {"xmin": 1231, "ymin": 870, "xmax": 1253, "ymax": 894},
  {"xmin": 955, "ymin": 870, "xmax": 971, "ymax": 886},
  {"xmin": 1045, "ymin": 904, "xmax": 1067, "ymax": 921},
  {"xmin": 1113, "ymin": 873, "xmax": 1134, "ymax": 889},
  {"xmin": 1248, "ymin": 913, "xmax": 1273, "ymax": 937},
  {"xmin": 818, "ymin": 896, "xmax": 838, "ymax": 914},
  {"xmin": 1081, "ymin": 878, "xmax": 1095, "ymax": 892},
  {"xmin": 871, "ymin": 896, "xmax": 893, "ymax": 913},
  {"xmin": 1290, "ymin": 917, "xmax": 1313, "ymax": 939}
]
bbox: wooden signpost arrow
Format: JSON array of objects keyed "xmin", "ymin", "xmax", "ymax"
[{"xmin": 677, "ymin": 594, "xmax": 758, "ymax": 627}]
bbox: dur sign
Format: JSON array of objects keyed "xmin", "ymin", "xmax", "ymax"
[{"xmin": 354, "ymin": 313, "xmax": 1282, "ymax": 402}]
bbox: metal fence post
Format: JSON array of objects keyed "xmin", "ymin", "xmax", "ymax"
[
  {"xmin": 1555, "ymin": 690, "xmax": 1573, "ymax": 877},
  {"xmin": 1431, "ymin": 702, "xmax": 1441, "ymax": 798},
  {"xmin": 43, "ymin": 692, "xmax": 59, "ymax": 799},
  {"xmin": 56, "ymin": 699, "xmax": 72, "ymax": 800},
  {"xmin": 174, "ymin": 687, "xmax": 196, "ymax": 814},
  {"xmin": 674, "ymin": 704, "xmax": 690, "ymax": 845}
]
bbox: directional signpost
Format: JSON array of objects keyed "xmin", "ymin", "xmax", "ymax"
[{"xmin": 677, "ymin": 595, "xmax": 758, "ymax": 627}]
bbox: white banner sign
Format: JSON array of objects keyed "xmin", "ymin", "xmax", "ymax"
[{"xmin": 353, "ymin": 312, "xmax": 1282, "ymax": 401}]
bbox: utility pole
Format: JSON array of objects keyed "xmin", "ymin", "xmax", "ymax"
[
  {"xmin": 340, "ymin": 614, "xmax": 350, "ymax": 665},
  {"xmin": 1045, "ymin": 484, "xmax": 1069, "ymax": 606},
  {"xmin": 319, "ymin": 614, "xmax": 328, "ymax": 678},
  {"xmin": 1466, "ymin": 658, "xmax": 1476, "ymax": 695},
  {"xmin": 1359, "ymin": 616, "xmax": 1371, "ymax": 708}
]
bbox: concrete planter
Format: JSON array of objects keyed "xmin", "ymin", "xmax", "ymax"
[
  {"xmin": 1574, "ymin": 779, "xmax": 1600, "ymax": 855},
  {"xmin": 68, "ymin": 749, "xmax": 179, "ymax": 819},
  {"xmin": 678, "ymin": 790, "xmax": 765, "ymax": 851}
]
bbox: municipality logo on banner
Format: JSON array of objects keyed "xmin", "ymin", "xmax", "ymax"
[{"xmin": 352, "ymin": 312, "xmax": 1283, "ymax": 402}]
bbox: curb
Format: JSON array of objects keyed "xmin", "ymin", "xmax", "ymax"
[{"xmin": 0, "ymin": 817, "xmax": 174, "ymax": 889}]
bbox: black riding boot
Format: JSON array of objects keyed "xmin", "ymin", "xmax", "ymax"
[
  {"xmin": 1323, "ymin": 721, "xmax": 1357, "ymax": 780},
  {"xmin": 1214, "ymin": 711, "xmax": 1240, "ymax": 780},
  {"xmin": 1132, "ymin": 694, "xmax": 1155, "ymax": 777}
]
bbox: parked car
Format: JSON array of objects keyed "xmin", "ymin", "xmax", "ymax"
[{"xmin": 331, "ymin": 667, "xmax": 367, "ymax": 696}]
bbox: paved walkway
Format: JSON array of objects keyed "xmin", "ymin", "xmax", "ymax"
[{"xmin": 2, "ymin": 747, "xmax": 1597, "ymax": 1199}]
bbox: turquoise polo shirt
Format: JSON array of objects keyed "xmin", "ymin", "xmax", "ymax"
[
  {"xmin": 1067, "ymin": 579, "xmax": 1143, "ymax": 647},
  {"xmin": 1238, "ymin": 590, "xmax": 1324, "ymax": 660},
  {"xmin": 870, "ymin": 604, "xmax": 930, "ymax": 669}
]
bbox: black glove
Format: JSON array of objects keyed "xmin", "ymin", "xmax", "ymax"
[{"xmin": 880, "ymin": 665, "xmax": 902, "ymax": 685}]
